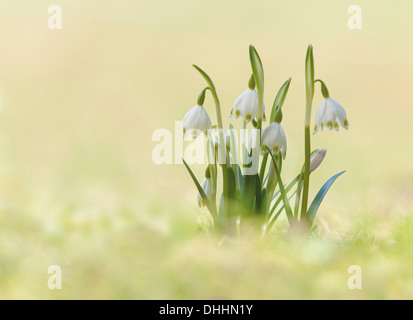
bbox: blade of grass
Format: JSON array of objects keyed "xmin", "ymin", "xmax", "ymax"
[
  {"xmin": 267, "ymin": 148, "xmax": 294, "ymax": 224},
  {"xmin": 269, "ymin": 173, "xmax": 300, "ymax": 215},
  {"xmin": 266, "ymin": 190, "xmax": 298, "ymax": 232},
  {"xmin": 182, "ymin": 158, "xmax": 218, "ymax": 221},
  {"xmin": 307, "ymin": 171, "xmax": 345, "ymax": 225}
]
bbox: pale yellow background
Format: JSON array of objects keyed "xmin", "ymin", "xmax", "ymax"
[{"xmin": 0, "ymin": 0, "xmax": 412, "ymax": 299}]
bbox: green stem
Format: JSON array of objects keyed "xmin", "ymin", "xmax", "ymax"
[
  {"xmin": 294, "ymin": 169, "xmax": 304, "ymax": 220},
  {"xmin": 314, "ymin": 79, "xmax": 329, "ymax": 98},
  {"xmin": 192, "ymin": 65, "xmax": 229, "ymax": 227},
  {"xmin": 300, "ymin": 45, "xmax": 314, "ymax": 223},
  {"xmin": 259, "ymin": 153, "xmax": 268, "ymax": 183},
  {"xmin": 300, "ymin": 128, "xmax": 311, "ymax": 221},
  {"xmin": 267, "ymin": 148, "xmax": 294, "ymax": 225},
  {"xmin": 207, "ymin": 140, "xmax": 217, "ymax": 208},
  {"xmin": 249, "ymin": 45, "xmax": 264, "ymax": 174},
  {"xmin": 229, "ymin": 125, "xmax": 240, "ymax": 194}
]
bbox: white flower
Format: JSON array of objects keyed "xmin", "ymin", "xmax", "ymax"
[
  {"xmin": 198, "ymin": 178, "xmax": 213, "ymax": 207},
  {"xmin": 183, "ymin": 105, "xmax": 212, "ymax": 138},
  {"xmin": 313, "ymin": 98, "xmax": 349, "ymax": 134},
  {"xmin": 230, "ymin": 89, "xmax": 265, "ymax": 122},
  {"xmin": 261, "ymin": 122, "xmax": 287, "ymax": 158}
]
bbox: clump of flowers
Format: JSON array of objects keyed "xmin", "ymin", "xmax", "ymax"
[{"xmin": 182, "ymin": 45, "xmax": 349, "ymax": 235}]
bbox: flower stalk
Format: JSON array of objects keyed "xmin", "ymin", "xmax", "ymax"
[{"xmin": 300, "ymin": 45, "xmax": 314, "ymax": 225}]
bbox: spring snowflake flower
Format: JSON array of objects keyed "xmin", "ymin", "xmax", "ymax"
[
  {"xmin": 230, "ymin": 89, "xmax": 265, "ymax": 123},
  {"xmin": 313, "ymin": 98, "xmax": 349, "ymax": 134},
  {"xmin": 198, "ymin": 177, "xmax": 213, "ymax": 207},
  {"xmin": 183, "ymin": 105, "xmax": 212, "ymax": 138},
  {"xmin": 261, "ymin": 122, "xmax": 287, "ymax": 158}
]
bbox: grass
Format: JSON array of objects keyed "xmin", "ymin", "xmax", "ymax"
[{"xmin": 1, "ymin": 198, "xmax": 413, "ymax": 299}]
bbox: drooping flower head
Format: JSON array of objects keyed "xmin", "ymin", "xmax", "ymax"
[
  {"xmin": 230, "ymin": 76, "xmax": 265, "ymax": 122},
  {"xmin": 261, "ymin": 122, "xmax": 287, "ymax": 158},
  {"xmin": 197, "ymin": 177, "xmax": 213, "ymax": 207},
  {"xmin": 197, "ymin": 167, "xmax": 214, "ymax": 207},
  {"xmin": 313, "ymin": 97, "xmax": 349, "ymax": 134},
  {"xmin": 183, "ymin": 104, "xmax": 212, "ymax": 138},
  {"xmin": 183, "ymin": 87, "xmax": 213, "ymax": 138}
]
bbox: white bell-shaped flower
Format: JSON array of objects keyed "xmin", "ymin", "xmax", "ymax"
[
  {"xmin": 183, "ymin": 105, "xmax": 212, "ymax": 138},
  {"xmin": 197, "ymin": 178, "xmax": 213, "ymax": 207},
  {"xmin": 313, "ymin": 98, "xmax": 349, "ymax": 134},
  {"xmin": 261, "ymin": 122, "xmax": 287, "ymax": 158},
  {"xmin": 230, "ymin": 89, "xmax": 265, "ymax": 123}
]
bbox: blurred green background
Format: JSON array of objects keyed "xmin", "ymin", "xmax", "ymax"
[{"xmin": 0, "ymin": 0, "xmax": 412, "ymax": 299}]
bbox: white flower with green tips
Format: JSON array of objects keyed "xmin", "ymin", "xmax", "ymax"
[
  {"xmin": 230, "ymin": 75, "xmax": 265, "ymax": 122},
  {"xmin": 313, "ymin": 98, "xmax": 349, "ymax": 134},
  {"xmin": 261, "ymin": 122, "xmax": 287, "ymax": 158},
  {"xmin": 183, "ymin": 105, "xmax": 212, "ymax": 138}
]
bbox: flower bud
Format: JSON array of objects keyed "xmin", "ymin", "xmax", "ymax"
[
  {"xmin": 274, "ymin": 106, "xmax": 283, "ymax": 123},
  {"xmin": 205, "ymin": 166, "xmax": 211, "ymax": 179},
  {"xmin": 248, "ymin": 74, "xmax": 255, "ymax": 89},
  {"xmin": 197, "ymin": 87, "xmax": 208, "ymax": 106},
  {"xmin": 310, "ymin": 149, "xmax": 327, "ymax": 172}
]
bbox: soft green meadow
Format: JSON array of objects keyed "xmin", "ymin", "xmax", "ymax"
[{"xmin": 0, "ymin": 0, "xmax": 412, "ymax": 299}]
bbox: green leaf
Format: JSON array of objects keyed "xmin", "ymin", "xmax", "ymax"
[
  {"xmin": 254, "ymin": 173, "xmax": 262, "ymax": 213},
  {"xmin": 249, "ymin": 45, "xmax": 264, "ymax": 93},
  {"xmin": 307, "ymin": 171, "xmax": 345, "ymax": 224},
  {"xmin": 305, "ymin": 45, "xmax": 314, "ymax": 101},
  {"xmin": 269, "ymin": 173, "xmax": 300, "ymax": 213},
  {"xmin": 193, "ymin": 65, "xmax": 218, "ymax": 99},
  {"xmin": 240, "ymin": 174, "xmax": 258, "ymax": 213},
  {"xmin": 266, "ymin": 189, "xmax": 298, "ymax": 232},
  {"xmin": 270, "ymin": 78, "xmax": 292, "ymax": 123},
  {"xmin": 229, "ymin": 124, "xmax": 241, "ymax": 193},
  {"xmin": 182, "ymin": 158, "xmax": 217, "ymax": 220},
  {"xmin": 259, "ymin": 153, "xmax": 268, "ymax": 184},
  {"xmin": 259, "ymin": 187, "xmax": 267, "ymax": 215},
  {"xmin": 218, "ymin": 192, "xmax": 224, "ymax": 217},
  {"xmin": 233, "ymin": 164, "xmax": 244, "ymax": 192},
  {"xmin": 267, "ymin": 148, "xmax": 294, "ymax": 224},
  {"xmin": 193, "ymin": 64, "xmax": 224, "ymax": 130},
  {"xmin": 227, "ymin": 166, "xmax": 236, "ymax": 201}
]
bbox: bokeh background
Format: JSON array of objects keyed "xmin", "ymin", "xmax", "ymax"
[{"xmin": 0, "ymin": 0, "xmax": 412, "ymax": 299}]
